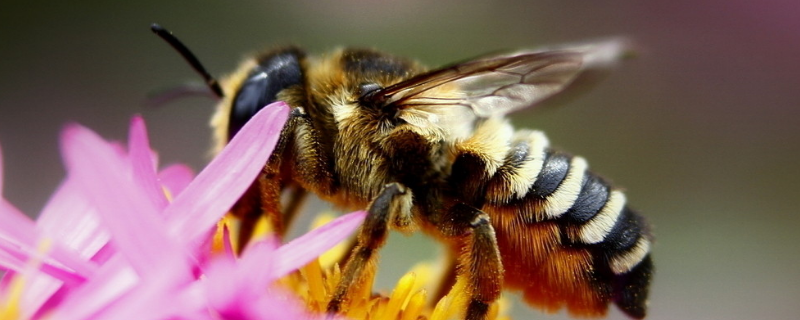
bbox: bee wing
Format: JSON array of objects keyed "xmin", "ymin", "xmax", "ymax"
[{"xmin": 373, "ymin": 39, "xmax": 631, "ymax": 118}]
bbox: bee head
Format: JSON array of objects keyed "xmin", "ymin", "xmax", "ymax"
[{"xmin": 227, "ymin": 47, "xmax": 306, "ymax": 140}]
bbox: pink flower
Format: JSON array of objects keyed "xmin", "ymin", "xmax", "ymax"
[{"xmin": 0, "ymin": 102, "xmax": 365, "ymax": 319}]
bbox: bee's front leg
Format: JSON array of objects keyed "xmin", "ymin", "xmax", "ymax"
[
  {"xmin": 232, "ymin": 107, "xmax": 328, "ymax": 247},
  {"xmin": 327, "ymin": 182, "xmax": 412, "ymax": 314}
]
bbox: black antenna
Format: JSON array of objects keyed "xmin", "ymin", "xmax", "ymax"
[{"xmin": 151, "ymin": 23, "xmax": 224, "ymax": 98}]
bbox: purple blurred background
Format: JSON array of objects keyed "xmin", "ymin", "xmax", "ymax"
[{"xmin": 2, "ymin": 1, "xmax": 799, "ymax": 319}]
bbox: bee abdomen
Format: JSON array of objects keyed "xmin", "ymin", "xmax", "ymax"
[
  {"xmin": 553, "ymin": 167, "xmax": 652, "ymax": 277},
  {"xmin": 451, "ymin": 125, "xmax": 652, "ymax": 269},
  {"xmin": 453, "ymin": 128, "xmax": 653, "ymax": 317},
  {"xmin": 484, "ymin": 135, "xmax": 651, "ymax": 266},
  {"xmin": 513, "ymin": 147, "xmax": 653, "ymax": 317}
]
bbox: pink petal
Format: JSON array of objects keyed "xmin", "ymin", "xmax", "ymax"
[
  {"xmin": 157, "ymin": 164, "xmax": 195, "ymax": 198},
  {"xmin": 204, "ymin": 243, "xmax": 272, "ymax": 308},
  {"xmin": 273, "ymin": 210, "xmax": 366, "ymax": 278},
  {"xmin": 61, "ymin": 124, "xmax": 191, "ymax": 280},
  {"xmin": 0, "ymin": 199, "xmax": 37, "ymax": 253},
  {"xmin": 20, "ymin": 180, "xmax": 107, "ymax": 317},
  {"xmin": 48, "ymin": 256, "xmax": 139, "ymax": 320},
  {"xmin": 37, "ymin": 179, "xmax": 108, "ymax": 267},
  {"xmin": 203, "ymin": 252, "xmax": 261, "ymax": 319},
  {"xmin": 84, "ymin": 260, "xmax": 191, "ymax": 320},
  {"xmin": 165, "ymin": 102, "xmax": 289, "ymax": 244},
  {"xmin": 0, "ymin": 142, "xmax": 4, "ymax": 195},
  {"xmin": 0, "ymin": 102, "xmax": 325, "ymax": 320},
  {"xmin": 234, "ymin": 239, "xmax": 280, "ymax": 288},
  {"xmin": 203, "ymin": 240, "xmax": 323, "ymax": 320},
  {"xmin": 127, "ymin": 115, "xmax": 169, "ymax": 210},
  {"xmin": 1, "ymin": 195, "xmax": 96, "ymax": 316},
  {"xmin": 236, "ymin": 289, "xmax": 321, "ymax": 320},
  {"xmin": 0, "ymin": 198, "xmax": 92, "ymax": 280},
  {"xmin": 0, "ymin": 248, "xmax": 25, "ymax": 274},
  {"xmin": 0, "ymin": 237, "xmax": 83, "ymax": 286}
]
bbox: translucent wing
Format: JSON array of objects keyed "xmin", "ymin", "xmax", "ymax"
[{"xmin": 363, "ymin": 39, "xmax": 631, "ymax": 118}]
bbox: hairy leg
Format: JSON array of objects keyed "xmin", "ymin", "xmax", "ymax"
[{"xmin": 327, "ymin": 183, "xmax": 411, "ymax": 314}]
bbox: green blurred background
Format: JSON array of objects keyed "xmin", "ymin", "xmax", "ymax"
[{"xmin": 1, "ymin": 1, "xmax": 798, "ymax": 319}]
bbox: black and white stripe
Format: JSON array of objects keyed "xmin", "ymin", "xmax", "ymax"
[
  {"xmin": 484, "ymin": 136, "xmax": 651, "ymax": 275},
  {"xmin": 452, "ymin": 126, "xmax": 652, "ymax": 316}
]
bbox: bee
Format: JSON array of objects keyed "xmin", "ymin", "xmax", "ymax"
[{"xmin": 152, "ymin": 24, "xmax": 653, "ymax": 319}]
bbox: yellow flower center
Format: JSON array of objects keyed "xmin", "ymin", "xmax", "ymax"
[{"xmin": 218, "ymin": 213, "xmax": 512, "ymax": 320}]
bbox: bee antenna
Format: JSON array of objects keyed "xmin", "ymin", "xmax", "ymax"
[{"xmin": 150, "ymin": 23, "xmax": 224, "ymax": 98}]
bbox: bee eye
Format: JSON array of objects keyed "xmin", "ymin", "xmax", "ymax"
[
  {"xmin": 358, "ymin": 82, "xmax": 382, "ymax": 97},
  {"xmin": 357, "ymin": 82, "xmax": 385, "ymax": 107},
  {"xmin": 228, "ymin": 48, "xmax": 305, "ymax": 140}
]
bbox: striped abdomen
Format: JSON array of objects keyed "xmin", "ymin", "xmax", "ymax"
[{"xmin": 450, "ymin": 122, "xmax": 653, "ymax": 318}]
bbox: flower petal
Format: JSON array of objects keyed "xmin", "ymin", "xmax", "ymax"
[
  {"xmin": 0, "ymin": 237, "xmax": 83, "ymax": 286},
  {"xmin": 233, "ymin": 238, "xmax": 279, "ymax": 289},
  {"xmin": 157, "ymin": 164, "xmax": 194, "ymax": 199},
  {"xmin": 0, "ymin": 103, "xmax": 341, "ymax": 320},
  {"xmin": 0, "ymin": 200, "xmax": 37, "ymax": 256},
  {"xmin": 165, "ymin": 102, "xmax": 289, "ymax": 244},
  {"xmin": 37, "ymin": 179, "xmax": 108, "ymax": 266},
  {"xmin": 273, "ymin": 210, "xmax": 366, "ymax": 278},
  {"xmin": 61, "ymin": 123, "xmax": 191, "ymax": 279},
  {"xmin": 81, "ymin": 260, "xmax": 193, "ymax": 320},
  {"xmin": 47, "ymin": 256, "xmax": 139, "ymax": 320},
  {"xmin": 203, "ymin": 240, "xmax": 325, "ymax": 320},
  {"xmin": 0, "ymin": 199, "xmax": 88, "ymax": 283},
  {"xmin": 0, "ymin": 142, "xmax": 4, "ymax": 195},
  {"xmin": 2, "ymin": 191, "xmax": 97, "ymax": 317},
  {"xmin": 127, "ymin": 115, "xmax": 169, "ymax": 210}
]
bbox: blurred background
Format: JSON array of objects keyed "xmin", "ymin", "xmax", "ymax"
[{"xmin": 1, "ymin": 1, "xmax": 799, "ymax": 319}]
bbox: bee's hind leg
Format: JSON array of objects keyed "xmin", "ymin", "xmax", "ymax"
[{"xmin": 440, "ymin": 203, "xmax": 504, "ymax": 320}]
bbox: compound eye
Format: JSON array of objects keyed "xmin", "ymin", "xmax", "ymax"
[
  {"xmin": 227, "ymin": 48, "xmax": 305, "ymax": 140},
  {"xmin": 229, "ymin": 72, "xmax": 269, "ymax": 139},
  {"xmin": 357, "ymin": 82, "xmax": 384, "ymax": 107},
  {"xmin": 358, "ymin": 82, "xmax": 382, "ymax": 97}
]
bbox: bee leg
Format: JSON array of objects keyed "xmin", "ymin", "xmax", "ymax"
[
  {"xmin": 269, "ymin": 105, "xmax": 335, "ymax": 236},
  {"xmin": 230, "ymin": 178, "xmax": 268, "ymax": 251},
  {"xmin": 465, "ymin": 216, "xmax": 503, "ymax": 320},
  {"xmin": 327, "ymin": 183, "xmax": 411, "ymax": 314},
  {"xmin": 444, "ymin": 203, "xmax": 503, "ymax": 320},
  {"xmin": 243, "ymin": 177, "xmax": 308, "ymax": 241},
  {"xmin": 231, "ymin": 161, "xmax": 290, "ymax": 250},
  {"xmin": 290, "ymin": 107, "xmax": 336, "ymax": 196}
]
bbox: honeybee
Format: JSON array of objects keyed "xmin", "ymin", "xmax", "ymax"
[{"xmin": 152, "ymin": 24, "xmax": 653, "ymax": 319}]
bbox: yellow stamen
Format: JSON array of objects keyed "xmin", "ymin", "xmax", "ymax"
[
  {"xmin": 300, "ymin": 258, "xmax": 326, "ymax": 311},
  {"xmin": 0, "ymin": 275, "xmax": 23, "ymax": 320},
  {"xmin": 400, "ymin": 289, "xmax": 427, "ymax": 320},
  {"xmin": 250, "ymin": 214, "xmax": 273, "ymax": 240},
  {"xmin": 218, "ymin": 211, "xmax": 512, "ymax": 320},
  {"xmin": 161, "ymin": 186, "xmax": 174, "ymax": 202},
  {"xmin": 382, "ymin": 272, "xmax": 416, "ymax": 318},
  {"xmin": 0, "ymin": 240, "xmax": 54, "ymax": 320},
  {"xmin": 430, "ymin": 275, "xmax": 470, "ymax": 320},
  {"xmin": 212, "ymin": 214, "xmax": 239, "ymax": 255}
]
